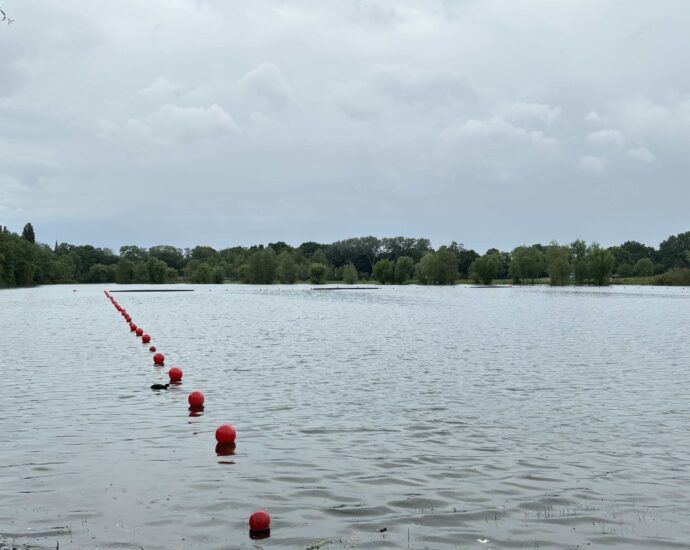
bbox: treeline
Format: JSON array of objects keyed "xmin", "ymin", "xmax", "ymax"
[{"xmin": 1, "ymin": 223, "xmax": 689, "ymax": 288}]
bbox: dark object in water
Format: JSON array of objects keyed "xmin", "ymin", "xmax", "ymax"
[
  {"xmin": 109, "ymin": 289, "xmax": 194, "ymax": 293},
  {"xmin": 310, "ymin": 286, "xmax": 379, "ymax": 291},
  {"xmin": 151, "ymin": 383, "xmax": 169, "ymax": 390},
  {"xmin": 378, "ymin": 528, "xmax": 387, "ymax": 533}
]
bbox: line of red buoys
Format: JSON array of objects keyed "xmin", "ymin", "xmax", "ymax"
[{"xmin": 102, "ymin": 290, "xmax": 267, "ymax": 537}]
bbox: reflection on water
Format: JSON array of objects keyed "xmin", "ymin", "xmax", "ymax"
[{"xmin": 1, "ymin": 283, "xmax": 689, "ymax": 549}]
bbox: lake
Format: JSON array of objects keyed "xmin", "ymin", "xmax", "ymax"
[{"xmin": 1, "ymin": 284, "xmax": 689, "ymax": 549}]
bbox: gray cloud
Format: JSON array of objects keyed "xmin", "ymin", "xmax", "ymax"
[{"xmin": 1, "ymin": 0, "xmax": 689, "ymax": 251}]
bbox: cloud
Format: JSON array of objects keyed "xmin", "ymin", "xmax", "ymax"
[
  {"xmin": 579, "ymin": 155, "xmax": 608, "ymax": 173},
  {"xmin": 140, "ymin": 77, "xmax": 184, "ymax": 98},
  {"xmin": 585, "ymin": 129, "xmax": 625, "ymax": 149},
  {"xmin": 454, "ymin": 116, "xmax": 559, "ymax": 152},
  {"xmin": 101, "ymin": 103, "xmax": 240, "ymax": 145},
  {"xmin": 626, "ymin": 146, "xmax": 655, "ymax": 163},
  {"xmin": 585, "ymin": 110, "xmax": 603, "ymax": 123},
  {"xmin": 239, "ymin": 62, "xmax": 291, "ymax": 110},
  {"xmin": 501, "ymin": 102, "xmax": 562, "ymax": 126}
]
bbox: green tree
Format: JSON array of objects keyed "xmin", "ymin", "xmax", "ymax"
[
  {"xmin": 394, "ymin": 256, "xmax": 414, "ymax": 284},
  {"xmin": 570, "ymin": 239, "xmax": 589, "ymax": 284},
  {"xmin": 587, "ymin": 244, "xmax": 614, "ymax": 286},
  {"xmin": 633, "ymin": 258, "xmax": 654, "ymax": 277},
  {"xmin": 115, "ymin": 258, "xmax": 135, "ymax": 284},
  {"xmin": 545, "ymin": 243, "xmax": 571, "ymax": 286},
  {"xmin": 510, "ymin": 245, "xmax": 545, "ymax": 284},
  {"xmin": 21, "ymin": 223, "xmax": 35, "ymax": 244},
  {"xmin": 88, "ymin": 263, "xmax": 113, "ymax": 283},
  {"xmin": 276, "ymin": 251, "xmax": 297, "ymax": 284},
  {"xmin": 342, "ymin": 262, "xmax": 358, "ymax": 284},
  {"xmin": 470, "ymin": 253, "xmax": 501, "ymax": 285},
  {"xmin": 190, "ymin": 262, "xmax": 213, "ymax": 283},
  {"xmin": 416, "ymin": 249, "xmax": 458, "ymax": 285},
  {"xmin": 212, "ymin": 266, "xmax": 225, "ymax": 283},
  {"xmin": 373, "ymin": 259, "xmax": 395, "ymax": 284},
  {"xmin": 247, "ymin": 247, "xmax": 277, "ymax": 284},
  {"xmin": 309, "ymin": 262, "xmax": 327, "ymax": 284}
]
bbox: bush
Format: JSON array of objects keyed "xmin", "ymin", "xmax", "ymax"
[
  {"xmin": 342, "ymin": 262, "xmax": 358, "ymax": 284},
  {"xmin": 309, "ymin": 262, "xmax": 328, "ymax": 284},
  {"xmin": 653, "ymin": 268, "xmax": 690, "ymax": 286}
]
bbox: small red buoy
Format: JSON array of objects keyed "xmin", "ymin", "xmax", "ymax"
[
  {"xmin": 215, "ymin": 424, "xmax": 236, "ymax": 444},
  {"xmin": 249, "ymin": 510, "xmax": 271, "ymax": 532},
  {"xmin": 130, "ymin": 324, "xmax": 137, "ymax": 332},
  {"xmin": 142, "ymin": 334, "xmax": 151, "ymax": 343},
  {"xmin": 188, "ymin": 390, "xmax": 204, "ymax": 408},
  {"xmin": 149, "ymin": 346, "xmax": 156, "ymax": 352},
  {"xmin": 135, "ymin": 327, "xmax": 144, "ymax": 336},
  {"xmin": 153, "ymin": 353, "xmax": 165, "ymax": 365},
  {"xmin": 168, "ymin": 367, "xmax": 183, "ymax": 382}
]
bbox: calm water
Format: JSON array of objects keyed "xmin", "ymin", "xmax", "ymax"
[{"xmin": 1, "ymin": 284, "xmax": 689, "ymax": 549}]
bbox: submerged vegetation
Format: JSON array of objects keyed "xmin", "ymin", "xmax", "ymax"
[{"xmin": 1, "ymin": 223, "xmax": 689, "ymax": 288}]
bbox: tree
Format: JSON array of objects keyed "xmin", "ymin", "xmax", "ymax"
[
  {"xmin": 21, "ymin": 223, "xmax": 35, "ymax": 244},
  {"xmin": 149, "ymin": 245, "xmax": 184, "ymax": 270},
  {"xmin": 570, "ymin": 239, "xmax": 589, "ymax": 284},
  {"xmin": 276, "ymin": 252, "xmax": 298, "ymax": 284},
  {"xmin": 510, "ymin": 245, "xmax": 545, "ymax": 284},
  {"xmin": 190, "ymin": 262, "xmax": 213, "ymax": 283},
  {"xmin": 373, "ymin": 259, "xmax": 395, "ymax": 284},
  {"xmin": 545, "ymin": 242, "xmax": 571, "ymax": 286},
  {"xmin": 394, "ymin": 256, "xmax": 414, "ymax": 284},
  {"xmin": 309, "ymin": 262, "xmax": 327, "ymax": 284},
  {"xmin": 470, "ymin": 253, "xmax": 501, "ymax": 285},
  {"xmin": 416, "ymin": 249, "xmax": 458, "ymax": 285},
  {"xmin": 587, "ymin": 243, "xmax": 614, "ymax": 286},
  {"xmin": 115, "ymin": 258, "xmax": 134, "ymax": 284},
  {"xmin": 342, "ymin": 262, "xmax": 358, "ymax": 284},
  {"xmin": 247, "ymin": 247, "xmax": 276, "ymax": 284},
  {"xmin": 634, "ymin": 258, "xmax": 654, "ymax": 277},
  {"xmin": 212, "ymin": 266, "xmax": 225, "ymax": 283},
  {"xmin": 658, "ymin": 231, "xmax": 690, "ymax": 269}
]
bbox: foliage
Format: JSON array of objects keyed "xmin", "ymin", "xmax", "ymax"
[
  {"xmin": 373, "ymin": 259, "xmax": 395, "ymax": 284},
  {"xmin": 653, "ymin": 267, "xmax": 690, "ymax": 286},
  {"xmin": 510, "ymin": 245, "xmax": 545, "ymax": 284},
  {"xmin": 1, "ymin": 222, "xmax": 688, "ymax": 290},
  {"xmin": 22, "ymin": 223, "xmax": 35, "ymax": 244},
  {"xmin": 545, "ymin": 242, "xmax": 571, "ymax": 286},
  {"xmin": 342, "ymin": 262, "xmax": 358, "ymax": 284},
  {"xmin": 276, "ymin": 251, "xmax": 298, "ymax": 284},
  {"xmin": 587, "ymin": 244, "xmax": 614, "ymax": 286},
  {"xmin": 570, "ymin": 239, "xmax": 589, "ymax": 284},
  {"xmin": 394, "ymin": 256, "xmax": 414, "ymax": 284},
  {"xmin": 470, "ymin": 253, "xmax": 501, "ymax": 285},
  {"xmin": 309, "ymin": 262, "xmax": 327, "ymax": 284}
]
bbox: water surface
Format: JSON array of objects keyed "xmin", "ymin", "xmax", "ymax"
[{"xmin": 1, "ymin": 284, "xmax": 689, "ymax": 549}]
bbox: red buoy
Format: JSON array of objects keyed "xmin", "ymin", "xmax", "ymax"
[
  {"xmin": 130, "ymin": 324, "xmax": 137, "ymax": 332},
  {"xmin": 215, "ymin": 424, "xmax": 236, "ymax": 444},
  {"xmin": 168, "ymin": 367, "xmax": 183, "ymax": 382},
  {"xmin": 188, "ymin": 390, "xmax": 204, "ymax": 408},
  {"xmin": 135, "ymin": 327, "xmax": 144, "ymax": 336},
  {"xmin": 249, "ymin": 510, "xmax": 271, "ymax": 532},
  {"xmin": 153, "ymin": 353, "xmax": 165, "ymax": 365},
  {"xmin": 142, "ymin": 334, "xmax": 151, "ymax": 343},
  {"xmin": 149, "ymin": 346, "xmax": 156, "ymax": 352}
]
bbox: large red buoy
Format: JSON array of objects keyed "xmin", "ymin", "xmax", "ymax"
[
  {"xmin": 153, "ymin": 353, "xmax": 165, "ymax": 365},
  {"xmin": 168, "ymin": 367, "xmax": 183, "ymax": 382},
  {"xmin": 249, "ymin": 510, "xmax": 271, "ymax": 532},
  {"xmin": 135, "ymin": 327, "xmax": 144, "ymax": 336},
  {"xmin": 215, "ymin": 424, "xmax": 236, "ymax": 444},
  {"xmin": 142, "ymin": 334, "xmax": 151, "ymax": 343},
  {"xmin": 149, "ymin": 346, "xmax": 156, "ymax": 352},
  {"xmin": 130, "ymin": 324, "xmax": 137, "ymax": 332},
  {"xmin": 188, "ymin": 390, "xmax": 204, "ymax": 408}
]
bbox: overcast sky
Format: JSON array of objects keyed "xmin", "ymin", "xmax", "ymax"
[{"xmin": 1, "ymin": 1, "xmax": 688, "ymax": 253}]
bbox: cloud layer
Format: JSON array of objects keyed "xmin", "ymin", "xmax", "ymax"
[{"xmin": 1, "ymin": 0, "xmax": 689, "ymax": 251}]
